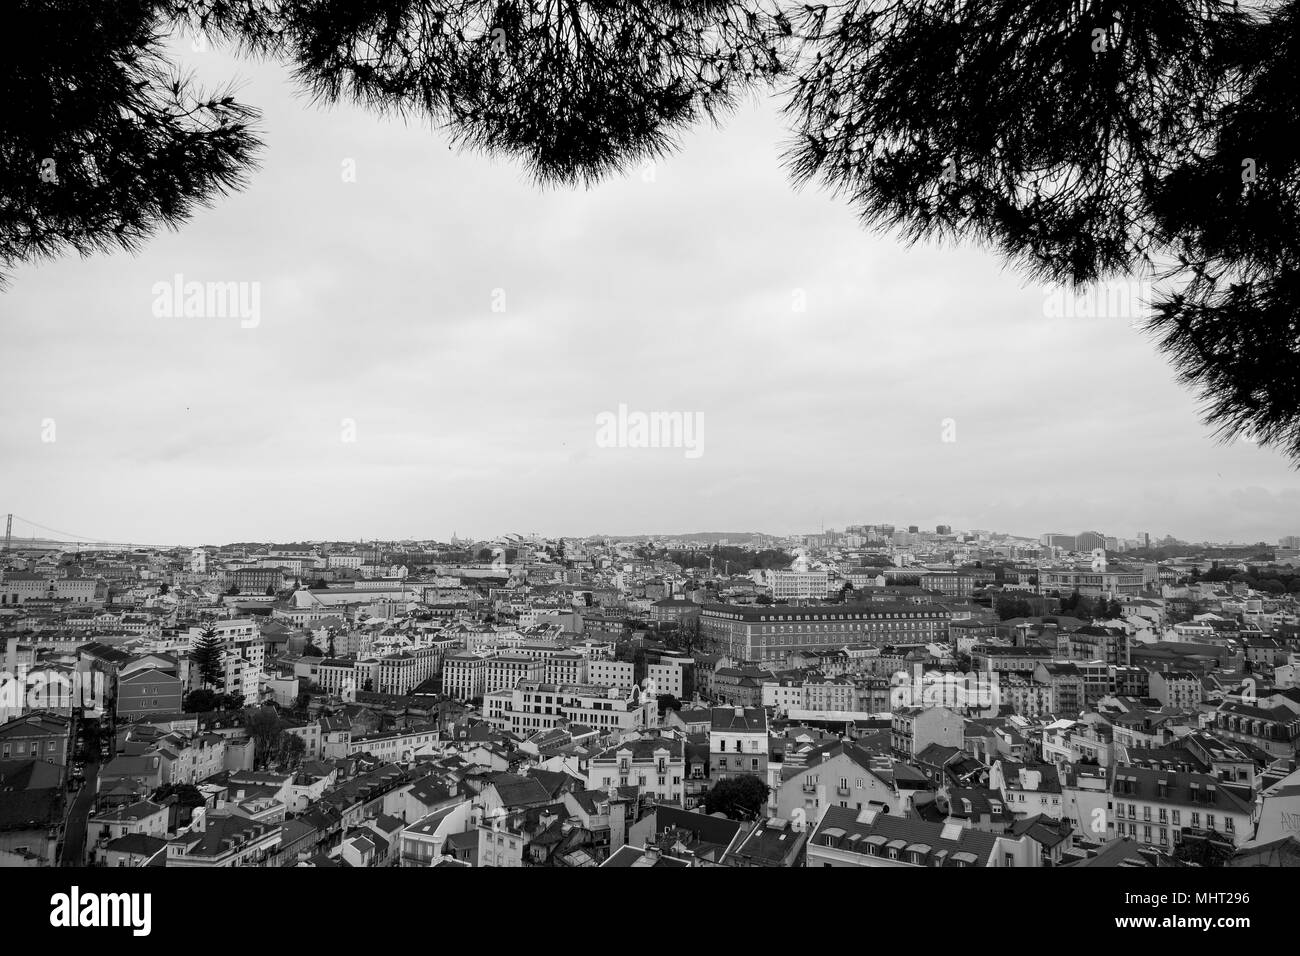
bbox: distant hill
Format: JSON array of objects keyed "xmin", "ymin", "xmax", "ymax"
[
  {"xmin": 2, "ymin": 537, "xmax": 166, "ymax": 551},
  {"xmin": 594, "ymin": 532, "xmax": 769, "ymax": 545}
]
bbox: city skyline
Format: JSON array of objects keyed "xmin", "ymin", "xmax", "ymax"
[{"xmin": 3, "ymin": 519, "xmax": 1296, "ymax": 552}]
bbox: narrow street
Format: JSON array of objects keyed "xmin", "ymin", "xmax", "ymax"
[{"xmin": 59, "ymin": 759, "xmax": 98, "ymax": 867}]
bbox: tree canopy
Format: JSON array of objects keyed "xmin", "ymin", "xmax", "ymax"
[
  {"xmin": 702, "ymin": 774, "xmax": 769, "ymax": 820},
  {"xmin": 5, "ymin": 0, "xmax": 1299, "ymax": 456},
  {"xmin": 190, "ymin": 625, "xmax": 225, "ymax": 688}
]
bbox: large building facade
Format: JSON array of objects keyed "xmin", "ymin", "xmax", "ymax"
[
  {"xmin": 1037, "ymin": 568, "xmax": 1146, "ymax": 597},
  {"xmin": 487, "ymin": 681, "xmax": 657, "ymax": 737},
  {"xmin": 700, "ymin": 603, "xmax": 952, "ymax": 662}
]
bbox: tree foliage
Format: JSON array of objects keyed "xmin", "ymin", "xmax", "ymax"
[
  {"xmin": 191, "ymin": 625, "xmax": 225, "ymax": 688},
  {"xmin": 657, "ymin": 693, "xmax": 684, "ymax": 716},
  {"xmin": 243, "ymin": 704, "xmax": 304, "ymax": 769},
  {"xmin": 995, "ymin": 595, "xmax": 1033, "ymax": 621},
  {"xmin": 2, "ymin": 0, "xmax": 260, "ymax": 286},
  {"xmin": 703, "ymin": 774, "xmax": 769, "ymax": 820},
  {"xmin": 184, "ymin": 687, "xmax": 245, "ymax": 711},
  {"xmin": 783, "ymin": 0, "xmax": 1300, "ymax": 457},
  {"xmin": 668, "ymin": 544, "xmax": 793, "ymax": 571}
]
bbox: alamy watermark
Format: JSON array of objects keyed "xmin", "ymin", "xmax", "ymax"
[
  {"xmin": 1043, "ymin": 279, "xmax": 1153, "ymax": 324},
  {"xmin": 889, "ymin": 664, "xmax": 999, "ymax": 710},
  {"xmin": 151, "ymin": 273, "xmax": 261, "ymax": 328},
  {"xmin": 0, "ymin": 668, "xmax": 106, "ymax": 712},
  {"xmin": 595, "ymin": 404, "xmax": 704, "ymax": 460},
  {"xmin": 50, "ymin": 887, "xmax": 151, "ymax": 936}
]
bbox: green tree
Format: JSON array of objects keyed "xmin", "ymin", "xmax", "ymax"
[{"xmin": 703, "ymin": 776, "xmax": 770, "ymax": 821}]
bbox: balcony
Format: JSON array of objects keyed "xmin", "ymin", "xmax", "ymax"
[{"xmin": 836, "ymin": 787, "xmax": 851, "ymax": 797}]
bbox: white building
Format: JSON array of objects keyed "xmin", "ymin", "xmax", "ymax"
[
  {"xmin": 586, "ymin": 659, "xmax": 635, "ymax": 691},
  {"xmin": 765, "ymin": 569, "xmax": 833, "ymax": 601},
  {"xmin": 588, "ymin": 737, "xmax": 685, "ymax": 805},
  {"xmin": 442, "ymin": 651, "xmax": 493, "ymax": 701},
  {"xmin": 491, "ymin": 681, "xmax": 656, "ymax": 738}
]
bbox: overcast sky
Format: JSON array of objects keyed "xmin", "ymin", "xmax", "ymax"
[{"xmin": 2, "ymin": 37, "xmax": 1298, "ymax": 548}]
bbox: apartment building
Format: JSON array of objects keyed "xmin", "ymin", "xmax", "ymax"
[
  {"xmin": 492, "ymin": 681, "xmax": 656, "ymax": 737},
  {"xmin": 0, "ymin": 712, "xmax": 72, "ymax": 766},
  {"xmin": 710, "ymin": 706, "xmax": 768, "ymax": 781},
  {"xmin": 765, "ymin": 569, "xmax": 833, "ymax": 601},
  {"xmin": 165, "ymin": 812, "xmax": 281, "ymax": 867},
  {"xmin": 442, "ymin": 651, "xmax": 493, "ymax": 701},
  {"xmin": 485, "ymin": 654, "xmax": 546, "ymax": 694},
  {"xmin": 1210, "ymin": 699, "xmax": 1300, "ymax": 758},
  {"xmin": 808, "ymin": 806, "xmax": 1005, "ymax": 867},
  {"xmin": 762, "ymin": 678, "xmax": 805, "ymax": 715},
  {"xmin": 647, "ymin": 658, "xmax": 691, "ymax": 699},
  {"xmin": 116, "ymin": 667, "xmax": 184, "ymax": 721},
  {"xmin": 588, "ymin": 737, "xmax": 685, "ymax": 805},
  {"xmin": 776, "ymin": 742, "xmax": 905, "ymax": 821},
  {"xmin": 317, "ymin": 658, "xmax": 361, "ymax": 698},
  {"xmin": 377, "ymin": 646, "xmax": 441, "ymax": 695},
  {"xmin": 1147, "ymin": 670, "xmax": 1203, "ymax": 710},
  {"xmin": 587, "ymin": 659, "xmax": 635, "ymax": 691},
  {"xmin": 803, "ymin": 678, "xmax": 856, "ymax": 712},
  {"xmin": 1111, "ymin": 767, "xmax": 1253, "ymax": 850},
  {"xmin": 544, "ymin": 650, "xmax": 587, "ymax": 686},
  {"xmin": 347, "ymin": 726, "xmax": 441, "ymax": 762}
]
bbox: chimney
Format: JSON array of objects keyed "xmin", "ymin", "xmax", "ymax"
[{"xmin": 734, "ymin": 706, "xmax": 744, "ymax": 718}]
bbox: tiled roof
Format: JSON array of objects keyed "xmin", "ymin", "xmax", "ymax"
[{"xmin": 811, "ymin": 805, "xmax": 997, "ymax": 867}]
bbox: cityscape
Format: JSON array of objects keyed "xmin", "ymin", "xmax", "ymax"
[
  {"xmin": 3, "ymin": 524, "xmax": 1299, "ymax": 873},
  {"xmin": 5, "ymin": 0, "xmax": 1299, "ymax": 933}
]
